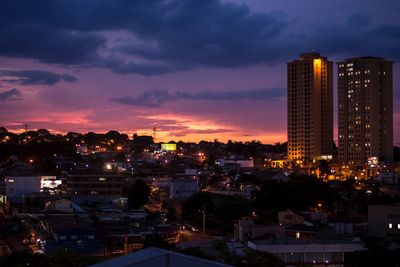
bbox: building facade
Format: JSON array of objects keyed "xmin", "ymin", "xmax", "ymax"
[
  {"xmin": 248, "ymin": 239, "xmax": 365, "ymax": 266},
  {"xmin": 337, "ymin": 57, "xmax": 393, "ymax": 164},
  {"xmin": 368, "ymin": 205, "xmax": 400, "ymax": 238},
  {"xmin": 63, "ymin": 173, "xmax": 126, "ymax": 195},
  {"xmin": 287, "ymin": 52, "xmax": 333, "ymax": 161},
  {"xmin": 5, "ymin": 176, "xmax": 41, "ymax": 202}
]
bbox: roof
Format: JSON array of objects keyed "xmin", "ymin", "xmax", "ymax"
[
  {"xmin": 90, "ymin": 247, "xmax": 232, "ymax": 267},
  {"xmin": 337, "ymin": 56, "xmax": 394, "ymax": 63},
  {"xmin": 248, "ymin": 239, "xmax": 366, "ymax": 253},
  {"xmin": 285, "ymin": 224, "xmax": 318, "ymax": 233}
]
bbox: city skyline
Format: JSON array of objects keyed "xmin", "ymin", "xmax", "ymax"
[{"xmin": 0, "ymin": 0, "xmax": 399, "ymax": 144}]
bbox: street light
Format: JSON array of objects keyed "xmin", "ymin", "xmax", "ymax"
[{"xmin": 200, "ymin": 203, "xmax": 206, "ymax": 235}]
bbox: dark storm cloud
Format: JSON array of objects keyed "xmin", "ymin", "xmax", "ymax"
[
  {"xmin": 102, "ymin": 57, "xmax": 173, "ymax": 76},
  {"xmin": 110, "ymin": 88, "xmax": 285, "ymax": 107},
  {"xmin": 0, "ymin": 70, "xmax": 78, "ymax": 85},
  {"xmin": 347, "ymin": 14, "xmax": 371, "ymax": 27},
  {"xmin": 0, "ymin": 23, "xmax": 105, "ymax": 64},
  {"xmin": 373, "ymin": 25, "xmax": 400, "ymax": 41},
  {"xmin": 0, "ymin": 88, "xmax": 21, "ymax": 101},
  {"xmin": 0, "ymin": 1, "xmax": 399, "ymax": 75},
  {"xmin": 306, "ymin": 15, "xmax": 400, "ymax": 59},
  {"xmin": 0, "ymin": 0, "xmax": 288, "ymax": 74}
]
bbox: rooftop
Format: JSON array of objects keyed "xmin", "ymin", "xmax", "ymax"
[{"xmin": 90, "ymin": 247, "xmax": 232, "ymax": 267}]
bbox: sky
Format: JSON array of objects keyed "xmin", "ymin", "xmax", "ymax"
[{"xmin": 0, "ymin": 0, "xmax": 399, "ymax": 144}]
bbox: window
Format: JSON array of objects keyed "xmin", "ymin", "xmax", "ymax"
[{"xmin": 389, "ymin": 223, "xmax": 393, "ymax": 229}]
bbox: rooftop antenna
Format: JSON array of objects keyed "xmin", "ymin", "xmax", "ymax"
[
  {"xmin": 25, "ymin": 123, "xmax": 28, "ymax": 133},
  {"xmin": 153, "ymin": 127, "xmax": 157, "ymax": 143}
]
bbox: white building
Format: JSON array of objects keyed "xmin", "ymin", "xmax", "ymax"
[
  {"xmin": 215, "ymin": 159, "xmax": 254, "ymax": 168},
  {"xmin": 40, "ymin": 176, "xmax": 62, "ymax": 191},
  {"xmin": 248, "ymin": 239, "xmax": 365, "ymax": 266},
  {"xmin": 5, "ymin": 176, "xmax": 41, "ymax": 201},
  {"xmin": 169, "ymin": 180, "xmax": 199, "ymax": 199}
]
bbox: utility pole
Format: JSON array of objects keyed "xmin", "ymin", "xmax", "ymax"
[
  {"xmin": 202, "ymin": 203, "xmax": 206, "ymax": 236},
  {"xmin": 124, "ymin": 234, "xmax": 128, "ymax": 255}
]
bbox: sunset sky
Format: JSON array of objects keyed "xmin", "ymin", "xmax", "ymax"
[{"xmin": 0, "ymin": 0, "xmax": 399, "ymax": 144}]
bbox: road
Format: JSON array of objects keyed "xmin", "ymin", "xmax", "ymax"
[{"xmin": 177, "ymin": 230, "xmax": 215, "ymax": 248}]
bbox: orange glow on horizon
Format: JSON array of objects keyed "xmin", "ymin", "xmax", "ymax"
[
  {"xmin": 2, "ymin": 126, "xmax": 286, "ymax": 144},
  {"xmin": 2, "ymin": 113, "xmax": 287, "ymax": 144}
]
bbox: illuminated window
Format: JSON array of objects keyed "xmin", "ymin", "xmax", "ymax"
[
  {"xmin": 296, "ymin": 232, "xmax": 300, "ymax": 239},
  {"xmin": 389, "ymin": 223, "xmax": 393, "ymax": 229}
]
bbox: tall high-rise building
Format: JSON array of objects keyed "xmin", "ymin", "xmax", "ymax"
[
  {"xmin": 287, "ymin": 52, "xmax": 333, "ymax": 161},
  {"xmin": 337, "ymin": 57, "xmax": 393, "ymax": 164}
]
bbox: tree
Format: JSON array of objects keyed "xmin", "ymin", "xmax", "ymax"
[
  {"xmin": 167, "ymin": 207, "xmax": 177, "ymax": 222},
  {"xmin": 1, "ymin": 249, "xmax": 99, "ymax": 267},
  {"xmin": 127, "ymin": 179, "xmax": 151, "ymax": 209},
  {"xmin": 143, "ymin": 233, "xmax": 172, "ymax": 249},
  {"xmin": 48, "ymin": 249, "xmax": 98, "ymax": 267},
  {"xmin": 132, "ymin": 135, "xmax": 154, "ymax": 145},
  {"xmin": 1, "ymin": 251, "xmax": 52, "ymax": 267}
]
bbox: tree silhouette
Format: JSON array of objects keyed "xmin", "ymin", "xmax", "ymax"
[{"xmin": 127, "ymin": 179, "xmax": 151, "ymax": 209}]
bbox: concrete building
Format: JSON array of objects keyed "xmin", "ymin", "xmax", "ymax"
[
  {"xmin": 215, "ymin": 158, "xmax": 254, "ymax": 168},
  {"xmin": 233, "ymin": 220, "xmax": 284, "ymax": 242},
  {"xmin": 278, "ymin": 209, "xmax": 305, "ymax": 225},
  {"xmin": 4, "ymin": 176, "xmax": 41, "ymax": 202},
  {"xmin": 169, "ymin": 180, "xmax": 199, "ymax": 199},
  {"xmin": 287, "ymin": 52, "xmax": 333, "ymax": 161},
  {"xmin": 337, "ymin": 57, "xmax": 393, "ymax": 164},
  {"xmin": 153, "ymin": 178, "xmax": 198, "ymax": 200},
  {"xmin": 368, "ymin": 204, "xmax": 400, "ymax": 238},
  {"xmin": 40, "ymin": 175, "xmax": 62, "ymax": 191},
  {"xmin": 44, "ymin": 198, "xmax": 85, "ymax": 213},
  {"xmin": 63, "ymin": 173, "xmax": 126, "ymax": 195},
  {"xmin": 248, "ymin": 239, "xmax": 365, "ymax": 266}
]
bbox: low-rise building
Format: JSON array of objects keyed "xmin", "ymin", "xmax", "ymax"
[
  {"xmin": 169, "ymin": 180, "xmax": 199, "ymax": 199},
  {"xmin": 278, "ymin": 209, "xmax": 328, "ymax": 226},
  {"xmin": 234, "ymin": 220, "xmax": 285, "ymax": 242},
  {"xmin": 215, "ymin": 159, "xmax": 254, "ymax": 168},
  {"xmin": 278, "ymin": 209, "xmax": 305, "ymax": 225},
  {"xmin": 5, "ymin": 176, "xmax": 41, "ymax": 202},
  {"xmin": 248, "ymin": 239, "xmax": 365, "ymax": 266},
  {"xmin": 39, "ymin": 215, "xmax": 96, "ymax": 241},
  {"xmin": 63, "ymin": 173, "xmax": 126, "ymax": 196},
  {"xmin": 368, "ymin": 204, "xmax": 400, "ymax": 238},
  {"xmin": 44, "ymin": 198, "xmax": 85, "ymax": 213}
]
